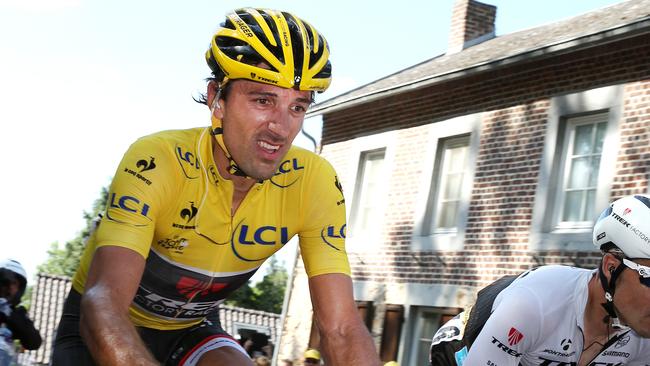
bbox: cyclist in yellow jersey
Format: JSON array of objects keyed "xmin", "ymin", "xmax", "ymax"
[{"xmin": 51, "ymin": 8, "xmax": 380, "ymax": 366}]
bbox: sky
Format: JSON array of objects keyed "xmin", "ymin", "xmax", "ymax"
[{"xmin": 0, "ymin": 0, "xmax": 625, "ymax": 283}]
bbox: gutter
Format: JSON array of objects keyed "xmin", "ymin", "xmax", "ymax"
[{"xmin": 307, "ymin": 16, "xmax": 650, "ymax": 117}]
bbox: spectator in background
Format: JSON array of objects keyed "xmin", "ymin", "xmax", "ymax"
[
  {"xmin": 253, "ymin": 355, "xmax": 271, "ymax": 366},
  {"xmin": 0, "ymin": 259, "xmax": 42, "ymax": 364},
  {"xmin": 303, "ymin": 348, "xmax": 321, "ymax": 365},
  {"xmin": 261, "ymin": 341, "xmax": 274, "ymax": 358},
  {"xmin": 280, "ymin": 359, "xmax": 294, "ymax": 366},
  {"xmin": 238, "ymin": 336, "xmax": 255, "ymax": 358}
]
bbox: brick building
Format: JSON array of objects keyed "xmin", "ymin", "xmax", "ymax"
[{"xmin": 277, "ymin": 0, "xmax": 650, "ymax": 364}]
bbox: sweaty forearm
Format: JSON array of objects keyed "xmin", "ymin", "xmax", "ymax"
[
  {"xmin": 80, "ymin": 288, "xmax": 158, "ymax": 366},
  {"xmin": 319, "ymin": 321, "xmax": 381, "ymax": 366}
]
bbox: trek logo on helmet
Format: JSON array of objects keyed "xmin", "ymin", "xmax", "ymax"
[{"xmin": 611, "ymin": 212, "xmax": 631, "ymax": 228}]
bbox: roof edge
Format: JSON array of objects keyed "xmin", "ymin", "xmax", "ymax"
[{"xmin": 307, "ymin": 16, "xmax": 650, "ymax": 118}]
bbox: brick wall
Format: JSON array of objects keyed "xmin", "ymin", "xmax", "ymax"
[
  {"xmin": 320, "ymin": 33, "xmax": 650, "ymax": 289},
  {"xmin": 612, "ymin": 80, "xmax": 650, "ymax": 197}
]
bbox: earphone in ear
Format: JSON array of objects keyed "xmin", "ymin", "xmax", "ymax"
[{"xmin": 609, "ymin": 266, "xmax": 615, "ymax": 273}]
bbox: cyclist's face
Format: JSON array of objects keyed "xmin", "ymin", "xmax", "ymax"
[
  {"xmin": 0, "ymin": 279, "xmax": 20, "ymax": 300},
  {"xmin": 614, "ymin": 258, "xmax": 650, "ymax": 337},
  {"xmin": 214, "ymin": 80, "xmax": 312, "ymax": 180}
]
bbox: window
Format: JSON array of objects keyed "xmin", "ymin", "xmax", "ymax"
[
  {"xmin": 412, "ymin": 113, "xmax": 481, "ymax": 251},
  {"xmin": 351, "ymin": 149, "xmax": 386, "ymax": 235},
  {"xmin": 342, "ymin": 131, "xmax": 394, "ymax": 251},
  {"xmin": 411, "ymin": 310, "xmax": 439, "ymax": 366},
  {"xmin": 431, "ymin": 136, "xmax": 470, "ymax": 233},
  {"xmin": 404, "ymin": 307, "xmax": 460, "ymax": 366},
  {"xmin": 556, "ymin": 114, "xmax": 608, "ymax": 229},
  {"xmin": 530, "ymin": 85, "xmax": 622, "ymax": 251}
]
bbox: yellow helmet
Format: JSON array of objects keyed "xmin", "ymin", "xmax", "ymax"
[
  {"xmin": 303, "ymin": 348, "xmax": 321, "ymax": 360},
  {"xmin": 206, "ymin": 8, "xmax": 332, "ymax": 92}
]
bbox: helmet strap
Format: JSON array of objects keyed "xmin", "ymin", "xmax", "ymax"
[
  {"xmin": 598, "ymin": 263, "xmax": 627, "ymax": 329},
  {"xmin": 209, "ymin": 84, "xmax": 253, "ymax": 179},
  {"xmin": 209, "ymin": 79, "xmax": 264, "ymax": 182},
  {"xmin": 210, "ymin": 116, "xmax": 249, "ymax": 178}
]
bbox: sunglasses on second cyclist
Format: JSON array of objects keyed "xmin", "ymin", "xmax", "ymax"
[{"xmin": 622, "ymin": 258, "xmax": 650, "ymax": 287}]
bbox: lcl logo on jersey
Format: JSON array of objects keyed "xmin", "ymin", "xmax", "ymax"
[
  {"xmin": 106, "ymin": 193, "xmax": 152, "ymax": 226},
  {"xmin": 176, "ymin": 145, "xmax": 200, "ymax": 179},
  {"xmin": 231, "ymin": 221, "xmax": 290, "ymax": 261},
  {"xmin": 271, "ymin": 158, "xmax": 304, "ymax": 188},
  {"xmin": 275, "ymin": 158, "xmax": 304, "ymax": 174},
  {"xmin": 320, "ymin": 224, "xmax": 346, "ymax": 251},
  {"xmin": 236, "ymin": 225, "xmax": 289, "ymax": 245},
  {"xmin": 208, "ymin": 165, "xmax": 219, "ymax": 186}
]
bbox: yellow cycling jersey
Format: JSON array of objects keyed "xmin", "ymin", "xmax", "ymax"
[{"xmin": 72, "ymin": 127, "xmax": 350, "ymax": 330}]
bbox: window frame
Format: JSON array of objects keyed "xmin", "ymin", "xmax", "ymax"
[
  {"xmin": 349, "ymin": 148, "xmax": 387, "ymax": 236},
  {"xmin": 345, "ymin": 131, "xmax": 395, "ymax": 251},
  {"xmin": 553, "ymin": 113, "xmax": 609, "ymax": 230},
  {"xmin": 407, "ymin": 307, "xmax": 441, "ymax": 366},
  {"xmin": 429, "ymin": 134, "xmax": 472, "ymax": 234},
  {"xmin": 530, "ymin": 85, "xmax": 623, "ymax": 251},
  {"xmin": 412, "ymin": 114, "xmax": 482, "ymax": 251}
]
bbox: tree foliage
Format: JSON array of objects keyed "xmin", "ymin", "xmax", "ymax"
[
  {"xmin": 37, "ymin": 187, "xmax": 108, "ymax": 277},
  {"xmin": 225, "ymin": 257, "xmax": 288, "ymax": 313}
]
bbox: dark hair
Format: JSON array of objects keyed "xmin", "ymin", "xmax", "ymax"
[
  {"xmin": 600, "ymin": 242, "xmax": 625, "ymax": 258},
  {"xmin": 193, "ymin": 76, "xmax": 236, "ymax": 106}
]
